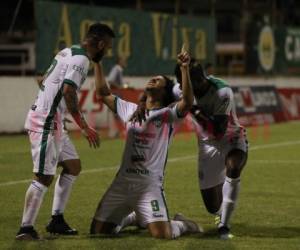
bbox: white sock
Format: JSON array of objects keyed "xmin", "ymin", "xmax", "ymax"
[
  {"xmin": 121, "ymin": 212, "xmax": 137, "ymax": 228},
  {"xmin": 220, "ymin": 176, "xmax": 240, "ymax": 227},
  {"xmin": 170, "ymin": 220, "xmax": 187, "ymax": 238},
  {"xmin": 52, "ymin": 174, "xmax": 77, "ymax": 215},
  {"xmin": 114, "ymin": 212, "xmax": 137, "ymax": 234},
  {"xmin": 21, "ymin": 180, "xmax": 48, "ymax": 227}
]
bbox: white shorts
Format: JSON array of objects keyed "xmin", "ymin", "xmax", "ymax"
[
  {"xmin": 29, "ymin": 130, "xmax": 78, "ymax": 175},
  {"xmin": 198, "ymin": 134, "xmax": 248, "ymax": 190},
  {"xmin": 58, "ymin": 132, "xmax": 79, "ymax": 162},
  {"xmin": 94, "ymin": 178, "xmax": 169, "ymax": 227}
]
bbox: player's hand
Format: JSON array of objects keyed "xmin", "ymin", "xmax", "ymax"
[
  {"xmin": 177, "ymin": 44, "xmax": 191, "ymax": 68},
  {"xmin": 190, "ymin": 105, "xmax": 208, "ymax": 122},
  {"xmin": 82, "ymin": 126, "xmax": 100, "ymax": 148},
  {"xmin": 129, "ymin": 102, "xmax": 149, "ymax": 125}
]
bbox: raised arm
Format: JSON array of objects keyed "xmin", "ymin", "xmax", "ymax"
[
  {"xmin": 94, "ymin": 62, "xmax": 116, "ymax": 112},
  {"xmin": 63, "ymin": 84, "xmax": 99, "ymax": 148},
  {"xmin": 176, "ymin": 49, "xmax": 194, "ymax": 115}
]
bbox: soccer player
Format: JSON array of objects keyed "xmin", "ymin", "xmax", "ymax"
[
  {"xmin": 174, "ymin": 62, "xmax": 248, "ymax": 239},
  {"xmin": 16, "ymin": 23, "xmax": 115, "ymax": 240},
  {"xmin": 90, "ymin": 49, "xmax": 202, "ymax": 239}
]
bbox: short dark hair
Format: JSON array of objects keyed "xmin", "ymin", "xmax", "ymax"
[
  {"xmin": 86, "ymin": 23, "xmax": 115, "ymax": 40},
  {"xmin": 190, "ymin": 63, "xmax": 206, "ymax": 84},
  {"xmin": 162, "ymin": 76, "xmax": 175, "ymax": 106}
]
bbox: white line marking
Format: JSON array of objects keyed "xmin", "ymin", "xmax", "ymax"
[
  {"xmin": 1, "ymin": 140, "xmax": 300, "ymax": 187},
  {"xmin": 249, "ymin": 140, "xmax": 300, "ymax": 150},
  {"xmin": 0, "ymin": 155, "xmax": 196, "ymax": 187}
]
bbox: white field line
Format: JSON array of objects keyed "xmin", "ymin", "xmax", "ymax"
[
  {"xmin": 0, "ymin": 155, "xmax": 196, "ymax": 187},
  {"xmin": 1, "ymin": 140, "xmax": 300, "ymax": 187}
]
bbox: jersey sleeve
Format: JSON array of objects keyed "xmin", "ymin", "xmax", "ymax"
[
  {"xmin": 167, "ymin": 103, "xmax": 186, "ymax": 123},
  {"xmin": 64, "ymin": 55, "xmax": 89, "ymax": 89},
  {"xmin": 172, "ymin": 83, "xmax": 182, "ymax": 101},
  {"xmin": 213, "ymin": 88, "xmax": 233, "ymax": 116},
  {"xmin": 115, "ymin": 97, "xmax": 138, "ymax": 123}
]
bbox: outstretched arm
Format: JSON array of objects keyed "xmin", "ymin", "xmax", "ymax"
[
  {"xmin": 94, "ymin": 63, "xmax": 116, "ymax": 113},
  {"xmin": 176, "ymin": 48, "xmax": 194, "ymax": 116}
]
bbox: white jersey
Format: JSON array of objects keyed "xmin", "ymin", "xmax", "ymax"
[
  {"xmin": 115, "ymin": 97, "xmax": 182, "ymax": 184},
  {"xmin": 172, "ymin": 82, "xmax": 182, "ymax": 100},
  {"xmin": 25, "ymin": 45, "xmax": 89, "ymax": 132}
]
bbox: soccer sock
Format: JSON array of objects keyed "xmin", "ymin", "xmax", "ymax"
[
  {"xmin": 21, "ymin": 180, "xmax": 48, "ymax": 227},
  {"xmin": 120, "ymin": 212, "xmax": 137, "ymax": 228},
  {"xmin": 114, "ymin": 212, "xmax": 137, "ymax": 234},
  {"xmin": 220, "ymin": 176, "xmax": 240, "ymax": 228},
  {"xmin": 170, "ymin": 220, "xmax": 187, "ymax": 238},
  {"xmin": 52, "ymin": 174, "xmax": 77, "ymax": 216}
]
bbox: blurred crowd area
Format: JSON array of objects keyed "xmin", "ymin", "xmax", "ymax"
[{"xmin": 1, "ymin": 0, "xmax": 300, "ymax": 76}]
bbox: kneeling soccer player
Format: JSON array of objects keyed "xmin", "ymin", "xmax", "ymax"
[
  {"xmin": 90, "ymin": 48, "xmax": 202, "ymax": 239},
  {"xmin": 174, "ymin": 62, "xmax": 248, "ymax": 239}
]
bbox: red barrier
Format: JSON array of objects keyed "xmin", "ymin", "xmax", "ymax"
[
  {"xmin": 74, "ymin": 87, "xmax": 300, "ymax": 134},
  {"xmin": 276, "ymin": 88, "xmax": 300, "ymax": 121}
]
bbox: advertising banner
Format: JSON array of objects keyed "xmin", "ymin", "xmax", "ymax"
[
  {"xmin": 35, "ymin": 1, "xmax": 215, "ymax": 75},
  {"xmin": 232, "ymin": 86, "xmax": 282, "ymax": 115},
  {"xmin": 247, "ymin": 23, "xmax": 300, "ymax": 75}
]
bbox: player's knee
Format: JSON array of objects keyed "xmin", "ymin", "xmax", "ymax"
[
  {"xmin": 206, "ymin": 206, "xmax": 220, "ymax": 215},
  {"xmin": 62, "ymin": 159, "xmax": 82, "ymax": 176},
  {"xmin": 226, "ymin": 165, "xmax": 242, "ymax": 178},
  {"xmin": 35, "ymin": 174, "xmax": 54, "ymax": 187},
  {"xmin": 90, "ymin": 219, "xmax": 117, "ymax": 235},
  {"xmin": 203, "ymin": 197, "xmax": 221, "ymax": 214},
  {"xmin": 226, "ymin": 149, "xmax": 247, "ymax": 178},
  {"xmin": 148, "ymin": 224, "xmax": 172, "ymax": 239},
  {"xmin": 90, "ymin": 218, "xmax": 98, "ymax": 234},
  {"xmin": 71, "ymin": 162, "xmax": 81, "ymax": 176}
]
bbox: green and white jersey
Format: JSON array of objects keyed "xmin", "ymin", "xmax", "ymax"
[
  {"xmin": 25, "ymin": 45, "xmax": 89, "ymax": 132},
  {"xmin": 193, "ymin": 76, "xmax": 243, "ymax": 140},
  {"xmin": 172, "ymin": 76, "xmax": 244, "ymax": 140}
]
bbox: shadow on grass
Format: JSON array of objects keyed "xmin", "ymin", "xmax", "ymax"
[{"xmin": 235, "ymin": 223, "xmax": 300, "ymax": 239}]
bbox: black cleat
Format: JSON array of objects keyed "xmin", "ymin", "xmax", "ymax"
[
  {"xmin": 218, "ymin": 225, "xmax": 234, "ymax": 240},
  {"xmin": 16, "ymin": 226, "xmax": 40, "ymax": 240},
  {"xmin": 46, "ymin": 215, "xmax": 78, "ymax": 235}
]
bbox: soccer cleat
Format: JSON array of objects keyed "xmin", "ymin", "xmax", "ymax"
[
  {"xmin": 46, "ymin": 215, "xmax": 78, "ymax": 235},
  {"xmin": 218, "ymin": 225, "xmax": 234, "ymax": 240},
  {"xmin": 173, "ymin": 213, "xmax": 204, "ymax": 233},
  {"xmin": 16, "ymin": 226, "xmax": 40, "ymax": 240}
]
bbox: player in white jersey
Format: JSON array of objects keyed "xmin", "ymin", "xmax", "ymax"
[
  {"xmin": 174, "ymin": 62, "xmax": 248, "ymax": 239},
  {"xmin": 90, "ymin": 49, "xmax": 202, "ymax": 239},
  {"xmin": 16, "ymin": 23, "xmax": 115, "ymax": 240}
]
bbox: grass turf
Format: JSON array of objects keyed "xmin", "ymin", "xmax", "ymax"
[{"xmin": 0, "ymin": 121, "xmax": 300, "ymax": 249}]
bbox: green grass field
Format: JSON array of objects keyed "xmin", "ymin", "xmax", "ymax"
[{"xmin": 1, "ymin": 122, "xmax": 300, "ymax": 250}]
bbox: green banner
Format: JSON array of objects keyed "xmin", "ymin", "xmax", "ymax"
[
  {"xmin": 248, "ymin": 21, "xmax": 300, "ymax": 75},
  {"xmin": 276, "ymin": 27, "xmax": 300, "ymax": 74},
  {"xmin": 35, "ymin": 1, "xmax": 215, "ymax": 75}
]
